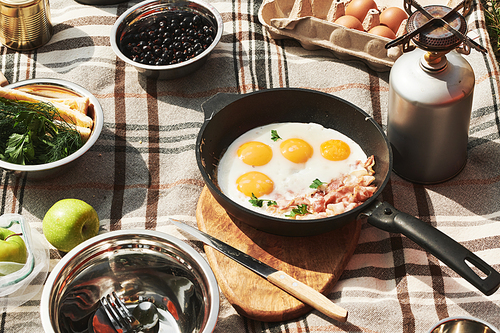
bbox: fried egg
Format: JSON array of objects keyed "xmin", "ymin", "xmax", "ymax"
[{"xmin": 217, "ymin": 122, "xmax": 368, "ymax": 215}]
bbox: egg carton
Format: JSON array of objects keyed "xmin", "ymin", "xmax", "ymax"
[{"xmin": 258, "ymin": 0, "xmax": 461, "ymax": 71}]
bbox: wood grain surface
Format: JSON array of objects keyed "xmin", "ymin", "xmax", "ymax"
[{"xmin": 196, "ymin": 186, "xmax": 361, "ymax": 322}]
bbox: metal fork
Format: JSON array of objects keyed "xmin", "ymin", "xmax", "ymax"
[{"xmin": 100, "ymin": 292, "xmax": 140, "ymax": 333}]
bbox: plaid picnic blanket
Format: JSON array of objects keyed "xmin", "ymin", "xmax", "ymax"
[{"xmin": 1, "ymin": 0, "xmax": 500, "ymax": 331}]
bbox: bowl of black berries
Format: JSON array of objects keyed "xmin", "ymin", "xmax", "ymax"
[{"xmin": 111, "ymin": 0, "xmax": 223, "ymax": 80}]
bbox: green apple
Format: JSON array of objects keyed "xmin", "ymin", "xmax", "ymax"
[
  {"xmin": 0, "ymin": 228, "xmax": 27, "ymax": 264},
  {"xmin": 42, "ymin": 199, "xmax": 100, "ymax": 253}
]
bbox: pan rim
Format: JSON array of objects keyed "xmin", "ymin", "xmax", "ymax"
[{"xmin": 196, "ymin": 88, "xmax": 394, "ymax": 228}]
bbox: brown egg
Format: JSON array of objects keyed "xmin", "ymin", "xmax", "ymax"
[
  {"xmin": 335, "ymin": 15, "xmax": 364, "ymax": 31},
  {"xmin": 345, "ymin": 0, "xmax": 378, "ymax": 22},
  {"xmin": 379, "ymin": 7, "xmax": 408, "ymax": 33},
  {"xmin": 368, "ymin": 25, "xmax": 397, "ymax": 39}
]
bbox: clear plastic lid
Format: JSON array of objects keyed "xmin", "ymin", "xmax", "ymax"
[{"xmin": 0, "ymin": 214, "xmax": 49, "ymax": 309}]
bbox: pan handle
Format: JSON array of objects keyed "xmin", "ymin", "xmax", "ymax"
[
  {"xmin": 366, "ymin": 201, "xmax": 500, "ymax": 296},
  {"xmin": 201, "ymin": 92, "xmax": 244, "ymax": 120}
]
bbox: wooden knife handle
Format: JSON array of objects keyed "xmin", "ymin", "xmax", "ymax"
[{"xmin": 267, "ymin": 270, "xmax": 348, "ymax": 322}]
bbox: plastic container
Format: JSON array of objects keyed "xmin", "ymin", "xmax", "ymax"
[{"xmin": 0, "ymin": 214, "xmax": 49, "ymax": 309}]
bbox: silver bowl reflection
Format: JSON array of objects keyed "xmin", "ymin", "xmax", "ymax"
[
  {"xmin": 0, "ymin": 78, "xmax": 103, "ymax": 180},
  {"xmin": 428, "ymin": 317, "xmax": 500, "ymax": 333},
  {"xmin": 110, "ymin": 0, "xmax": 223, "ymax": 80},
  {"xmin": 40, "ymin": 230, "xmax": 220, "ymax": 333}
]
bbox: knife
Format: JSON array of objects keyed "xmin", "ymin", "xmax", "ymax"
[{"xmin": 169, "ymin": 218, "xmax": 348, "ymax": 322}]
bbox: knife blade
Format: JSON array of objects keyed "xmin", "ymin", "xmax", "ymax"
[{"xmin": 169, "ymin": 218, "xmax": 348, "ymax": 322}]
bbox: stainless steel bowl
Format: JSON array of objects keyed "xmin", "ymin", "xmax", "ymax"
[
  {"xmin": 0, "ymin": 78, "xmax": 104, "ymax": 180},
  {"xmin": 40, "ymin": 230, "xmax": 220, "ymax": 333},
  {"xmin": 428, "ymin": 317, "xmax": 500, "ymax": 333},
  {"xmin": 110, "ymin": 0, "xmax": 223, "ymax": 80}
]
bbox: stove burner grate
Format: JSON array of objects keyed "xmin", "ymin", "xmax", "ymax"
[{"xmin": 385, "ymin": 0, "xmax": 486, "ymax": 54}]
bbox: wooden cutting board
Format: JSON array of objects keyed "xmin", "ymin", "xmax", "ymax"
[{"xmin": 195, "ymin": 186, "xmax": 361, "ymax": 322}]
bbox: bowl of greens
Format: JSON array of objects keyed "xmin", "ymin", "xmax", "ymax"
[{"xmin": 0, "ymin": 78, "xmax": 103, "ymax": 180}]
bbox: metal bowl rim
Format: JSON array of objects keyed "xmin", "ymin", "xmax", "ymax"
[
  {"xmin": 40, "ymin": 229, "xmax": 220, "ymax": 333},
  {"xmin": 0, "ymin": 78, "xmax": 104, "ymax": 172},
  {"xmin": 427, "ymin": 316, "xmax": 500, "ymax": 333},
  {"xmin": 110, "ymin": 0, "xmax": 223, "ymax": 71}
]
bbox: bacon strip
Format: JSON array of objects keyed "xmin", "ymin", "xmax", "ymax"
[{"xmin": 268, "ymin": 155, "xmax": 377, "ymax": 219}]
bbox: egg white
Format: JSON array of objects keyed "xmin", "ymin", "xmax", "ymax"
[{"xmin": 217, "ymin": 122, "xmax": 368, "ymax": 215}]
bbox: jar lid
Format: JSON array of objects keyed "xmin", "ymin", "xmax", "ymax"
[{"xmin": 0, "ymin": 0, "xmax": 38, "ymax": 6}]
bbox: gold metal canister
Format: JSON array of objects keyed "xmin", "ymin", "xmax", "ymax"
[{"xmin": 0, "ymin": 0, "xmax": 53, "ymax": 51}]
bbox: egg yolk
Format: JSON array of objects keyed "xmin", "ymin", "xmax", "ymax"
[
  {"xmin": 280, "ymin": 138, "xmax": 313, "ymax": 163},
  {"xmin": 237, "ymin": 141, "xmax": 273, "ymax": 166},
  {"xmin": 236, "ymin": 171, "xmax": 274, "ymax": 197},
  {"xmin": 320, "ymin": 139, "xmax": 351, "ymax": 161}
]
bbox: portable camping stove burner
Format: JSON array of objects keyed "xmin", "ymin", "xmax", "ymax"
[
  {"xmin": 385, "ymin": 0, "xmax": 486, "ymax": 55},
  {"xmin": 385, "ymin": 0, "xmax": 486, "ymax": 184}
]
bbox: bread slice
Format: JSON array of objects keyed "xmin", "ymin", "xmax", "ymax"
[
  {"xmin": 0, "ymin": 87, "xmax": 94, "ymax": 136},
  {"xmin": 45, "ymin": 97, "xmax": 90, "ymax": 115},
  {"xmin": 54, "ymin": 120, "xmax": 92, "ymax": 142}
]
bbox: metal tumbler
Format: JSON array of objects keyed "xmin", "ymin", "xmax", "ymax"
[{"xmin": 0, "ymin": 0, "xmax": 53, "ymax": 51}]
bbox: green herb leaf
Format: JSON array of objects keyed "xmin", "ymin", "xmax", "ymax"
[
  {"xmin": 0, "ymin": 97, "xmax": 83, "ymax": 165},
  {"xmin": 271, "ymin": 130, "xmax": 281, "ymax": 142},
  {"xmin": 249, "ymin": 193, "xmax": 263, "ymax": 207},
  {"xmin": 4, "ymin": 133, "xmax": 31, "ymax": 165},
  {"xmin": 286, "ymin": 204, "xmax": 310, "ymax": 218},
  {"xmin": 249, "ymin": 193, "xmax": 277, "ymax": 207},
  {"xmin": 310, "ymin": 178, "xmax": 327, "ymax": 189}
]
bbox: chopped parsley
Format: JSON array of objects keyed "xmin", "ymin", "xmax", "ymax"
[
  {"xmin": 249, "ymin": 193, "xmax": 277, "ymax": 207},
  {"xmin": 271, "ymin": 130, "xmax": 281, "ymax": 142},
  {"xmin": 310, "ymin": 178, "xmax": 327, "ymax": 189},
  {"xmin": 0, "ymin": 97, "xmax": 82, "ymax": 165},
  {"xmin": 285, "ymin": 204, "xmax": 310, "ymax": 218}
]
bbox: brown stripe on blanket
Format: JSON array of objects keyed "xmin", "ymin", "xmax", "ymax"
[
  {"xmin": 251, "ymin": 0, "xmax": 275, "ymax": 90},
  {"xmin": 17, "ymin": 175, "xmax": 26, "ymax": 215},
  {"xmin": 110, "ymin": 58, "xmax": 127, "ymax": 231},
  {"xmin": 383, "ymin": 177, "xmax": 416, "ymax": 331},
  {"xmin": 274, "ymin": 40, "xmax": 286, "ymax": 88},
  {"xmin": 25, "ymin": 52, "xmax": 34, "ymax": 80},
  {"xmin": 391, "ymin": 233, "xmax": 415, "ymax": 332},
  {"xmin": 0, "ymin": 174, "xmax": 5, "ymax": 215},
  {"xmin": 413, "ymin": 184, "xmax": 449, "ymax": 319},
  {"xmin": 229, "ymin": 3, "xmax": 240, "ymax": 92},
  {"xmin": 8, "ymin": 174, "xmax": 22, "ymax": 214},
  {"xmin": 246, "ymin": 5, "xmax": 258, "ymax": 90},
  {"xmin": 155, "ymin": 86, "xmax": 241, "ymax": 98},
  {"xmin": 40, "ymin": 36, "xmax": 111, "ymax": 53},
  {"xmin": 146, "ymin": 78, "xmax": 159, "ymax": 230},
  {"xmin": 276, "ymin": 38, "xmax": 292, "ymax": 88},
  {"xmin": 52, "ymin": 16, "xmax": 119, "ymax": 35},
  {"xmin": 2, "ymin": 48, "xmax": 16, "ymax": 84},
  {"xmin": 428, "ymin": 256, "xmax": 450, "ymax": 319},
  {"xmin": 462, "ymin": 236, "xmax": 500, "ymax": 252},
  {"xmin": 367, "ymin": 68, "xmax": 381, "ymax": 124},
  {"xmin": 322, "ymin": 83, "xmax": 387, "ymax": 94},
  {"xmin": 235, "ymin": 0, "xmax": 247, "ymax": 93},
  {"xmin": 472, "ymin": 2, "xmax": 500, "ymax": 136},
  {"xmin": 279, "ymin": 40, "xmax": 291, "ymax": 88},
  {"xmin": 36, "ymin": 17, "xmax": 120, "ymax": 53},
  {"xmin": 0, "ymin": 310, "xmax": 6, "ymax": 332}
]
